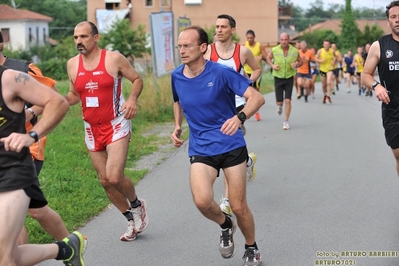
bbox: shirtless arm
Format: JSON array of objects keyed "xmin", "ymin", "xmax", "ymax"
[
  {"xmin": 112, "ymin": 52, "xmax": 143, "ymax": 119},
  {"xmin": 242, "ymin": 47, "xmax": 261, "ymax": 81},
  {"xmin": 362, "ymin": 41, "xmax": 389, "ymax": 104},
  {"xmin": 65, "ymin": 57, "xmax": 82, "ymax": 106},
  {"xmin": 170, "ymin": 101, "xmax": 184, "ymax": 148},
  {"xmin": 221, "ymin": 86, "xmax": 265, "ymax": 136},
  {"xmin": 315, "ymin": 49, "xmax": 324, "ymax": 63},
  {"xmin": 0, "ymin": 69, "xmax": 69, "ymax": 151},
  {"xmin": 260, "ymin": 44, "xmax": 268, "ymax": 61},
  {"xmin": 266, "ymin": 52, "xmax": 278, "ymax": 70}
]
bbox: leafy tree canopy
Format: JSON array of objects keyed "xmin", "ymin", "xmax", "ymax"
[{"xmin": 0, "ymin": 0, "xmax": 87, "ymax": 40}]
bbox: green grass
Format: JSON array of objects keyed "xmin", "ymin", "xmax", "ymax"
[{"xmin": 26, "ymin": 71, "xmax": 274, "ymax": 244}]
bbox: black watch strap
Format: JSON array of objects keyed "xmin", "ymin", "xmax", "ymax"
[{"xmin": 28, "ymin": 131, "xmax": 39, "ymax": 142}]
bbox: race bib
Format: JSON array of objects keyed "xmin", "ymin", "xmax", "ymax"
[{"xmin": 86, "ymin": 97, "xmax": 99, "ymax": 107}]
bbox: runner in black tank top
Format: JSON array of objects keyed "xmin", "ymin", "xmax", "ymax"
[
  {"xmin": 0, "ymin": 65, "xmax": 85, "ymax": 265},
  {"xmin": 362, "ymin": 1, "xmax": 399, "ymax": 176}
]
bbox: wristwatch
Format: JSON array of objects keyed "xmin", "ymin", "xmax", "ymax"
[
  {"xmin": 371, "ymin": 81, "xmax": 380, "ymax": 90},
  {"xmin": 28, "ymin": 131, "xmax": 39, "ymax": 142},
  {"xmin": 237, "ymin": 112, "xmax": 247, "ymax": 124}
]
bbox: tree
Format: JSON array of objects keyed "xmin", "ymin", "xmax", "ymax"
[
  {"xmin": 301, "ymin": 29, "xmax": 339, "ymax": 49},
  {"xmin": 340, "ymin": 0, "xmax": 358, "ymax": 51},
  {"xmin": 98, "ymin": 19, "xmax": 149, "ymax": 59},
  {"xmin": 357, "ymin": 24, "xmax": 384, "ymax": 46},
  {"xmin": 0, "ymin": 0, "xmax": 87, "ymax": 40}
]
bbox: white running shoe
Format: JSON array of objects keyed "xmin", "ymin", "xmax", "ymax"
[
  {"xmin": 276, "ymin": 106, "xmax": 282, "ymax": 115},
  {"xmin": 219, "ymin": 215, "xmax": 237, "ymax": 259},
  {"xmin": 246, "ymin": 152, "xmax": 257, "ymax": 182},
  {"xmin": 283, "ymin": 121, "xmax": 290, "ymax": 130},
  {"xmin": 220, "ymin": 197, "xmax": 232, "ymax": 216},
  {"xmin": 131, "ymin": 199, "xmax": 149, "ymax": 234},
  {"xmin": 120, "ymin": 220, "xmax": 137, "ymax": 241}
]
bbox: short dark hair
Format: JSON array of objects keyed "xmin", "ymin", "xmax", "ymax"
[
  {"xmin": 323, "ymin": 39, "xmax": 331, "ymax": 44},
  {"xmin": 217, "ymin": 14, "xmax": 236, "ymax": 28},
  {"xmin": 0, "ymin": 31, "xmax": 3, "ymax": 43},
  {"xmin": 87, "ymin": 21, "xmax": 99, "ymax": 36},
  {"xmin": 77, "ymin": 21, "xmax": 99, "ymax": 36},
  {"xmin": 246, "ymin": 30, "xmax": 255, "ymax": 36},
  {"xmin": 183, "ymin": 26, "xmax": 209, "ymax": 53},
  {"xmin": 386, "ymin": 1, "xmax": 399, "ymax": 18}
]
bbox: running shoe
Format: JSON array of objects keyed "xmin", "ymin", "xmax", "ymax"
[
  {"xmin": 347, "ymin": 89, "xmax": 351, "ymax": 93},
  {"xmin": 283, "ymin": 121, "xmax": 290, "ymax": 130},
  {"xmin": 304, "ymin": 95, "xmax": 308, "ymax": 102},
  {"xmin": 82, "ymin": 235, "xmax": 88, "ymax": 254},
  {"xmin": 336, "ymin": 84, "xmax": 339, "ymax": 91},
  {"xmin": 120, "ymin": 220, "xmax": 137, "ymax": 241},
  {"xmin": 332, "ymin": 90, "xmax": 335, "ymax": 95},
  {"xmin": 326, "ymin": 96, "xmax": 332, "ymax": 104},
  {"xmin": 246, "ymin": 152, "xmax": 257, "ymax": 182},
  {"xmin": 276, "ymin": 106, "xmax": 282, "ymax": 115},
  {"xmin": 242, "ymin": 247, "xmax": 262, "ymax": 266},
  {"xmin": 322, "ymin": 95, "xmax": 327, "ymax": 104},
  {"xmin": 296, "ymin": 93, "xmax": 301, "ymax": 99},
  {"xmin": 131, "ymin": 199, "xmax": 148, "ymax": 234},
  {"xmin": 62, "ymin": 231, "xmax": 85, "ymax": 266},
  {"xmin": 219, "ymin": 215, "xmax": 236, "ymax": 259},
  {"xmin": 369, "ymin": 90, "xmax": 373, "ymax": 97},
  {"xmin": 255, "ymin": 112, "xmax": 261, "ymax": 121},
  {"xmin": 220, "ymin": 197, "xmax": 232, "ymax": 216}
]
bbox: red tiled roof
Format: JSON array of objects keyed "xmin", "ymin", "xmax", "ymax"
[
  {"xmin": 0, "ymin": 4, "xmax": 53, "ymax": 22},
  {"xmin": 292, "ymin": 19, "xmax": 390, "ymax": 40}
]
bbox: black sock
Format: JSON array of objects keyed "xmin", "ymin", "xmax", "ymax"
[
  {"xmin": 220, "ymin": 215, "xmax": 232, "ymax": 229},
  {"xmin": 130, "ymin": 197, "xmax": 141, "ymax": 208},
  {"xmin": 245, "ymin": 242, "xmax": 258, "ymax": 250},
  {"xmin": 55, "ymin": 241, "xmax": 72, "ymax": 260},
  {"xmin": 123, "ymin": 210, "xmax": 133, "ymax": 221}
]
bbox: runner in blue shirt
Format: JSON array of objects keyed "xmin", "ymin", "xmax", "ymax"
[{"xmin": 170, "ymin": 26, "xmax": 264, "ymax": 266}]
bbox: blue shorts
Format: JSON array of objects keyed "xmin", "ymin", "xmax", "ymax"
[
  {"xmin": 296, "ymin": 73, "xmax": 312, "ymax": 79},
  {"xmin": 311, "ymin": 69, "xmax": 319, "ymax": 76}
]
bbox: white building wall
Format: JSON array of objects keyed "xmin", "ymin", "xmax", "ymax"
[{"xmin": 0, "ymin": 21, "xmax": 49, "ymax": 50}]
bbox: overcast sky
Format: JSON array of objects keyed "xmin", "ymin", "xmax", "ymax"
[{"xmin": 290, "ymin": 0, "xmax": 388, "ymax": 11}]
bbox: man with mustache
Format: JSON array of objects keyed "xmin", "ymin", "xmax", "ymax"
[{"xmin": 66, "ymin": 21, "xmax": 148, "ymax": 241}]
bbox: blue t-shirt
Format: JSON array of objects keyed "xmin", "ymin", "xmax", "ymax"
[
  {"xmin": 344, "ymin": 56, "xmax": 354, "ymax": 73},
  {"xmin": 171, "ymin": 60, "xmax": 251, "ymax": 157}
]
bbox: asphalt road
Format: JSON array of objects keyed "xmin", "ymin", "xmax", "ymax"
[{"xmin": 38, "ymin": 82, "xmax": 399, "ymax": 266}]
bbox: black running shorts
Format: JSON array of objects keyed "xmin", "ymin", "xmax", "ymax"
[
  {"xmin": 24, "ymin": 183, "xmax": 48, "ymax": 209},
  {"xmin": 383, "ymin": 111, "xmax": 399, "ymax": 149},
  {"xmin": 274, "ymin": 76, "xmax": 294, "ymax": 102},
  {"xmin": 189, "ymin": 146, "xmax": 248, "ymax": 177}
]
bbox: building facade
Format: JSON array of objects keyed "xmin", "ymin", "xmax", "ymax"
[
  {"xmin": 0, "ymin": 4, "xmax": 53, "ymax": 51},
  {"xmin": 87, "ymin": 0, "xmax": 278, "ymax": 46}
]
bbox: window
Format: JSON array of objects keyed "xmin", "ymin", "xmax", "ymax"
[
  {"xmin": 161, "ymin": 0, "xmax": 170, "ymax": 7},
  {"xmin": 105, "ymin": 0, "xmax": 120, "ymax": 10},
  {"xmin": 36, "ymin": 27, "xmax": 39, "ymax": 45},
  {"xmin": 29, "ymin": 28, "xmax": 33, "ymax": 42},
  {"xmin": 145, "ymin": 0, "xmax": 153, "ymax": 7},
  {"xmin": 184, "ymin": 0, "xmax": 202, "ymax": 5},
  {"xmin": 1, "ymin": 28, "xmax": 10, "ymax": 42},
  {"xmin": 43, "ymin": 27, "xmax": 47, "ymax": 42}
]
